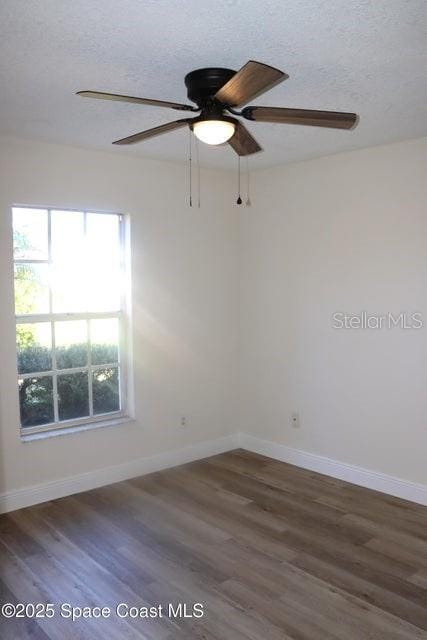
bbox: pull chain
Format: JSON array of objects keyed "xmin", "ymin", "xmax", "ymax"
[
  {"xmin": 236, "ymin": 155, "xmax": 242, "ymax": 205},
  {"xmin": 195, "ymin": 134, "xmax": 201, "ymax": 208},
  {"xmin": 188, "ymin": 128, "xmax": 193, "ymax": 207},
  {"xmin": 246, "ymin": 157, "xmax": 251, "ymax": 206}
]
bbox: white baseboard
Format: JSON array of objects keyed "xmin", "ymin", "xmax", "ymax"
[
  {"xmin": 0, "ymin": 433, "xmax": 239, "ymax": 514},
  {"xmin": 238, "ymin": 433, "xmax": 427, "ymax": 506},
  {"xmin": 2, "ymin": 431, "xmax": 425, "ymax": 513}
]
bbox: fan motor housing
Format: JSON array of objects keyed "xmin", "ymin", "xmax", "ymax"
[{"xmin": 185, "ymin": 67, "xmax": 236, "ymax": 106}]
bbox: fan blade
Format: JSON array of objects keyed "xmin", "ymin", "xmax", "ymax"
[
  {"xmin": 113, "ymin": 119, "xmax": 193, "ymax": 145},
  {"xmin": 77, "ymin": 91, "xmax": 197, "ymax": 112},
  {"xmin": 242, "ymin": 106, "xmax": 358, "ymax": 129},
  {"xmin": 228, "ymin": 121, "xmax": 262, "ymax": 156},
  {"xmin": 215, "ymin": 61, "xmax": 287, "ymax": 107}
]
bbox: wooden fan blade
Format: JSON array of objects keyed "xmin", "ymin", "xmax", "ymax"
[
  {"xmin": 77, "ymin": 91, "xmax": 197, "ymax": 112},
  {"xmin": 242, "ymin": 106, "xmax": 358, "ymax": 129},
  {"xmin": 113, "ymin": 119, "xmax": 193, "ymax": 145},
  {"xmin": 215, "ymin": 61, "xmax": 288, "ymax": 107},
  {"xmin": 228, "ymin": 121, "xmax": 262, "ymax": 156}
]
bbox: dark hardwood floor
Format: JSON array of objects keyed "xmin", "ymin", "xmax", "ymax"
[{"xmin": 0, "ymin": 449, "xmax": 426, "ymax": 639}]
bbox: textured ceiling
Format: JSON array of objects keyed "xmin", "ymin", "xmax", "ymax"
[{"xmin": 1, "ymin": 0, "xmax": 426, "ymax": 169}]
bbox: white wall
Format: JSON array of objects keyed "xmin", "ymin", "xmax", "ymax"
[
  {"xmin": 2, "ymin": 134, "xmax": 427, "ymax": 503},
  {"xmin": 0, "ymin": 137, "xmax": 238, "ymax": 494},
  {"xmin": 239, "ymin": 137, "xmax": 427, "ymax": 485}
]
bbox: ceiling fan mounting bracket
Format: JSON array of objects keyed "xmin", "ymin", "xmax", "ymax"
[
  {"xmin": 240, "ymin": 107, "xmax": 255, "ymax": 120},
  {"xmin": 226, "ymin": 106, "xmax": 245, "ymax": 117},
  {"xmin": 184, "ymin": 67, "xmax": 236, "ymax": 107}
]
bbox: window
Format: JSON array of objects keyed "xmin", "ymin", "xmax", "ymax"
[{"xmin": 13, "ymin": 206, "xmax": 129, "ymax": 436}]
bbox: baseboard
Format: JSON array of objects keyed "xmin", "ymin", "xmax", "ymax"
[
  {"xmin": 2, "ymin": 431, "xmax": 425, "ymax": 513},
  {"xmin": 238, "ymin": 433, "xmax": 427, "ymax": 506},
  {"xmin": 0, "ymin": 433, "xmax": 239, "ymax": 514}
]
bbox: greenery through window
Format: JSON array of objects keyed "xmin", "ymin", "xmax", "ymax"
[{"xmin": 13, "ymin": 207, "xmax": 128, "ymax": 434}]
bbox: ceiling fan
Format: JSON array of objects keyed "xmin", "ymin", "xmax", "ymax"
[{"xmin": 77, "ymin": 60, "xmax": 358, "ymax": 156}]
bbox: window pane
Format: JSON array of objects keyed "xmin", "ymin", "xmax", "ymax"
[
  {"xmin": 17, "ymin": 322, "xmax": 52, "ymax": 374},
  {"xmin": 51, "ymin": 210, "xmax": 87, "ymax": 312},
  {"xmin": 87, "ymin": 214, "xmax": 121, "ymax": 312},
  {"xmin": 55, "ymin": 320, "xmax": 88, "ymax": 369},
  {"xmin": 87, "ymin": 213, "xmax": 120, "ymax": 260},
  {"xmin": 58, "ymin": 371, "xmax": 89, "ymax": 421},
  {"xmin": 19, "ymin": 376, "xmax": 54, "ymax": 428},
  {"xmin": 86, "ymin": 268, "xmax": 121, "ymax": 312},
  {"xmin": 91, "ymin": 318, "xmax": 119, "ymax": 365},
  {"xmin": 13, "ymin": 208, "xmax": 48, "ymax": 260},
  {"xmin": 51, "ymin": 210, "xmax": 84, "ymax": 262},
  {"xmin": 14, "ymin": 263, "xmax": 50, "ymax": 314},
  {"xmin": 14, "ymin": 208, "xmax": 126, "ymax": 433},
  {"xmin": 93, "ymin": 367, "xmax": 120, "ymax": 415}
]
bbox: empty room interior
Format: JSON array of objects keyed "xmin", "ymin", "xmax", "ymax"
[{"xmin": 1, "ymin": 1, "xmax": 427, "ymax": 638}]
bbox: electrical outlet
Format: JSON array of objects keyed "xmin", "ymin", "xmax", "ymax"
[
  {"xmin": 291, "ymin": 412, "xmax": 300, "ymax": 429},
  {"xmin": 180, "ymin": 416, "xmax": 187, "ymax": 428}
]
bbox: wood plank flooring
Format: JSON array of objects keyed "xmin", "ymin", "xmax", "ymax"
[{"xmin": 0, "ymin": 449, "xmax": 426, "ymax": 639}]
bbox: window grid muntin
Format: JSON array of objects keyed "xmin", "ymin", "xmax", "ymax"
[{"xmin": 14, "ymin": 206, "xmax": 126, "ymax": 434}]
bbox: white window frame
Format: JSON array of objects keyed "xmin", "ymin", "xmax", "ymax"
[{"xmin": 14, "ymin": 205, "xmax": 131, "ymax": 437}]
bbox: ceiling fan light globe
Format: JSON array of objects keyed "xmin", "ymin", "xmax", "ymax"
[{"xmin": 193, "ymin": 120, "xmax": 235, "ymax": 145}]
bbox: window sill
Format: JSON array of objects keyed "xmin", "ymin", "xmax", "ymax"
[{"xmin": 20, "ymin": 415, "xmax": 134, "ymax": 442}]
